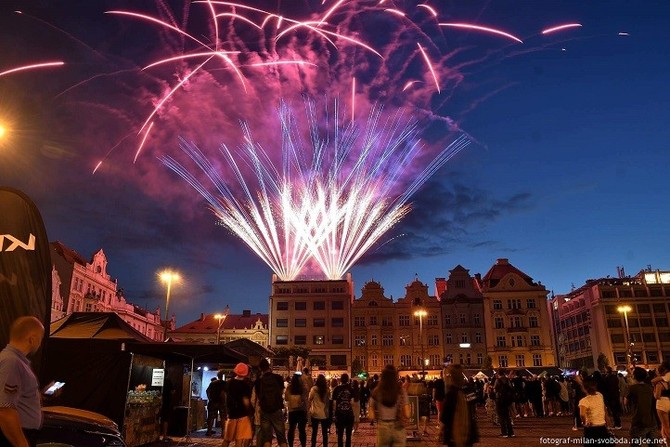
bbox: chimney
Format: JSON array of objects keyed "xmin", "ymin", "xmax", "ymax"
[
  {"xmin": 200, "ymin": 313, "xmax": 205, "ymax": 321},
  {"xmin": 475, "ymin": 273, "xmax": 482, "ymax": 281},
  {"xmin": 496, "ymin": 258, "xmax": 509, "ymax": 265},
  {"xmin": 243, "ymin": 309, "xmax": 251, "ymax": 317}
]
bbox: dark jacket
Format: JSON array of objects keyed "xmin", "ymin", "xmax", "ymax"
[{"xmin": 441, "ymin": 385, "xmax": 479, "ymax": 447}]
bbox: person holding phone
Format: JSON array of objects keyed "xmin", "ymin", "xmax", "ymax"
[{"xmin": 0, "ymin": 316, "xmax": 45, "ymax": 447}]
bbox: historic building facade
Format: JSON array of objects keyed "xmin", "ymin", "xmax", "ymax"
[
  {"xmin": 437, "ymin": 265, "xmax": 487, "ymax": 368},
  {"xmin": 549, "ymin": 268, "xmax": 670, "ymax": 370},
  {"xmin": 269, "ymin": 274, "xmax": 354, "ymax": 372},
  {"xmin": 480, "ymin": 258, "xmax": 555, "ymax": 369},
  {"xmin": 51, "ymin": 241, "xmax": 166, "ymax": 341},
  {"xmin": 169, "ymin": 310, "xmax": 269, "ymax": 346},
  {"xmin": 351, "ymin": 278, "xmax": 443, "ymax": 377}
]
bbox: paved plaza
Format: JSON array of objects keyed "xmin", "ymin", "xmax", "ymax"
[{"xmin": 153, "ymin": 411, "xmax": 636, "ymax": 447}]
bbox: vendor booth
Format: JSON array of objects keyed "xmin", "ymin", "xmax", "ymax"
[{"xmin": 45, "ymin": 313, "xmax": 245, "ymax": 446}]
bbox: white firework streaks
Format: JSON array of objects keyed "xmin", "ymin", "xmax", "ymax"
[{"xmin": 162, "ymin": 100, "xmax": 468, "ymax": 280}]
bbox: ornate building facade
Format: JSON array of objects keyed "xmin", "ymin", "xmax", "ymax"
[
  {"xmin": 269, "ymin": 274, "xmax": 354, "ymax": 373},
  {"xmin": 437, "ymin": 265, "xmax": 487, "ymax": 368},
  {"xmin": 50, "ymin": 241, "xmax": 166, "ymax": 341},
  {"xmin": 169, "ymin": 310, "xmax": 269, "ymax": 346},
  {"xmin": 351, "ymin": 278, "xmax": 443, "ymax": 377},
  {"xmin": 549, "ymin": 268, "xmax": 670, "ymax": 370},
  {"xmin": 480, "ymin": 258, "xmax": 555, "ymax": 369}
]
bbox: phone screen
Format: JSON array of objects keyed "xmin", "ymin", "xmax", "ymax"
[{"xmin": 44, "ymin": 381, "xmax": 65, "ymax": 395}]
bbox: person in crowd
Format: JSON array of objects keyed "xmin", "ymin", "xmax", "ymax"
[
  {"xmin": 308, "ymin": 375, "xmax": 330, "ymax": 447},
  {"xmin": 256, "ymin": 358, "xmax": 288, "ymax": 447},
  {"xmin": 329, "ymin": 377, "xmax": 339, "ymax": 433},
  {"xmin": 558, "ymin": 376, "xmax": 570, "ymax": 416},
  {"xmin": 359, "ymin": 381, "xmax": 370, "ymax": 419},
  {"xmin": 545, "ymin": 376, "xmax": 561, "ymax": 416},
  {"xmin": 441, "ymin": 364, "xmax": 479, "ymax": 447},
  {"xmin": 350, "ymin": 380, "xmax": 361, "ymax": 432},
  {"xmin": 619, "ymin": 372, "xmax": 630, "ymax": 415},
  {"xmin": 331, "ymin": 373, "xmax": 355, "ymax": 447},
  {"xmin": 494, "ymin": 370, "xmax": 514, "ymax": 437},
  {"xmin": 483, "ymin": 378, "xmax": 498, "ymax": 425},
  {"xmin": 653, "ymin": 360, "xmax": 670, "ymax": 445},
  {"xmin": 206, "ymin": 370, "xmax": 227, "ymax": 436},
  {"xmin": 433, "ymin": 371, "xmax": 446, "ymax": 423},
  {"xmin": 604, "ymin": 367, "xmax": 623, "ymax": 429},
  {"xmin": 625, "ymin": 367, "xmax": 661, "ymax": 447},
  {"xmin": 285, "ymin": 373, "xmax": 308, "ymax": 447},
  {"xmin": 572, "ymin": 372, "xmax": 586, "ymax": 431},
  {"xmin": 301, "ymin": 369, "xmax": 313, "ymax": 394},
  {"xmin": 369, "ymin": 365, "xmax": 409, "ymax": 447},
  {"xmin": 0, "ymin": 316, "xmax": 45, "ymax": 447},
  {"xmin": 578, "ymin": 375, "xmax": 611, "ymax": 446},
  {"xmin": 511, "ymin": 372, "xmax": 527, "ymax": 418},
  {"xmin": 223, "ymin": 363, "xmax": 253, "ymax": 447},
  {"xmin": 159, "ymin": 377, "xmax": 175, "ymax": 442},
  {"xmin": 368, "ymin": 375, "xmax": 380, "ymax": 426},
  {"xmin": 525, "ymin": 376, "xmax": 544, "ymax": 418}
]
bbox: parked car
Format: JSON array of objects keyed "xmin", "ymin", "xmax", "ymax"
[{"xmin": 36, "ymin": 406, "xmax": 125, "ymax": 447}]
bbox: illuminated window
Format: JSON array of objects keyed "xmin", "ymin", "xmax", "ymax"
[{"xmin": 276, "ymin": 335, "xmax": 288, "ymax": 345}]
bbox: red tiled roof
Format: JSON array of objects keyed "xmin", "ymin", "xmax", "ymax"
[
  {"xmin": 51, "ymin": 241, "xmax": 89, "ymax": 266},
  {"xmin": 172, "ymin": 312, "xmax": 268, "ymax": 334},
  {"xmin": 482, "ymin": 258, "xmax": 532, "ymax": 283}
]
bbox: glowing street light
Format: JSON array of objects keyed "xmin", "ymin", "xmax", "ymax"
[
  {"xmin": 414, "ymin": 308, "xmax": 428, "ymax": 377},
  {"xmin": 214, "ymin": 305, "xmax": 231, "ymax": 345},
  {"xmin": 160, "ymin": 270, "xmax": 180, "ymax": 327},
  {"xmin": 617, "ymin": 305, "xmax": 633, "ymax": 366}
]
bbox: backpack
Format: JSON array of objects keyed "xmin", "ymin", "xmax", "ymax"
[{"xmin": 258, "ymin": 373, "xmax": 284, "ymax": 413}]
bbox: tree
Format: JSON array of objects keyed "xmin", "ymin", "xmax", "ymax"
[
  {"xmin": 597, "ymin": 352, "xmax": 610, "ymax": 371},
  {"xmin": 483, "ymin": 355, "xmax": 493, "ymax": 370}
]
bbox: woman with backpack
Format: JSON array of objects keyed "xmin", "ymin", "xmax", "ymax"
[
  {"xmin": 441, "ymin": 364, "xmax": 479, "ymax": 447},
  {"xmin": 308, "ymin": 375, "xmax": 330, "ymax": 447},
  {"xmin": 369, "ymin": 365, "xmax": 410, "ymax": 447},
  {"xmin": 285, "ymin": 373, "xmax": 308, "ymax": 447}
]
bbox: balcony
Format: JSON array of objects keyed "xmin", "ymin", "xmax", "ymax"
[
  {"xmin": 506, "ymin": 326, "xmax": 529, "ymax": 333},
  {"xmin": 505, "ymin": 308, "xmax": 527, "ymax": 316}
]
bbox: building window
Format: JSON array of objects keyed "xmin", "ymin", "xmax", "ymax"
[
  {"xmin": 511, "ymin": 316, "xmax": 522, "ymax": 328},
  {"xmin": 427, "ymin": 315, "xmax": 438, "ymax": 326},
  {"xmin": 473, "ymin": 314, "xmax": 481, "ymax": 325},
  {"xmin": 313, "ymin": 318, "xmax": 325, "ymax": 327},
  {"xmin": 445, "ymin": 315, "xmax": 451, "ymax": 325},
  {"xmin": 355, "ymin": 356, "xmax": 366, "ymax": 368},
  {"xmin": 295, "ymin": 318, "xmax": 306, "ymax": 327},
  {"xmin": 527, "ymin": 299, "xmax": 536, "ymax": 309},
  {"xmin": 382, "ymin": 335, "xmax": 393, "ymax": 346},
  {"xmin": 475, "ymin": 332, "xmax": 482, "ymax": 343},
  {"xmin": 313, "ymin": 301, "xmax": 326, "ymax": 310},
  {"xmin": 371, "ymin": 354, "xmax": 378, "ymax": 368},
  {"xmin": 493, "ymin": 300, "xmax": 502, "ymax": 310},
  {"xmin": 313, "ymin": 335, "xmax": 325, "ymax": 345},
  {"xmin": 85, "ymin": 303, "xmax": 92, "ymax": 312},
  {"xmin": 276, "ymin": 302, "xmax": 289, "ymax": 310},
  {"xmin": 647, "ymin": 352, "xmax": 659, "ymax": 363},
  {"xmin": 332, "ymin": 318, "xmax": 344, "ymax": 327},
  {"xmin": 529, "ymin": 316, "xmax": 539, "ymax": 328},
  {"xmin": 399, "ymin": 315, "xmax": 410, "ymax": 326},
  {"xmin": 494, "ymin": 317, "xmax": 504, "ymax": 329},
  {"xmin": 530, "ymin": 335, "xmax": 540, "ymax": 346},
  {"xmin": 498, "ymin": 355, "xmax": 508, "ymax": 368},
  {"xmin": 332, "ymin": 301, "xmax": 344, "ymax": 310},
  {"xmin": 369, "ymin": 316, "xmax": 377, "ymax": 326},
  {"xmin": 371, "ymin": 335, "xmax": 378, "ymax": 346},
  {"xmin": 532, "ymin": 354, "xmax": 542, "ymax": 366},
  {"xmin": 354, "ymin": 335, "xmax": 366, "ymax": 346},
  {"xmin": 382, "ymin": 317, "xmax": 393, "ymax": 327},
  {"xmin": 400, "ymin": 335, "xmax": 409, "ymax": 346},
  {"xmin": 295, "ymin": 302, "xmax": 307, "ymax": 311},
  {"xmin": 354, "ymin": 316, "xmax": 365, "ymax": 327},
  {"xmin": 477, "ymin": 353, "xmax": 483, "ymax": 365},
  {"xmin": 400, "ymin": 354, "xmax": 412, "ymax": 366},
  {"xmin": 455, "ymin": 280, "xmax": 465, "ymax": 288},
  {"xmin": 429, "ymin": 335, "xmax": 440, "ymax": 346},
  {"xmin": 295, "ymin": 335, "xmax": 307, "ymax": 345},
  {"xmin": 431, "ymin": 354, "xmax": 441, "ymax": 366},
  {"xmin": 446, "ymin": 334, "xmax": 452, "ymax": 344},
  {"xmin": 332, "ymin": 335, "xmax": 344, "ymax": 344},
  {"xmin": 276, "ymin": 318, "xmax": 288, "ymax": 327},
  {"xmin": 496, "ymin": 336, "xmax": 506, "ymax": 347},
  {"xmin": 276, "ymin": 335, "xmax": 288, "ymax": 345},
  {"xmin": 508, "ymin": 299, "xmax": 521, "ymax": 309},
  {"xmin": 516, "ymin": 354, "xmax": 525, "ymax": 367},
  {"xmin": 331, "ymin": 355, "xmax": 347, "ymax": 366},
  {"xmin": 383, "ymin": 354, "xmax": 394, "ymax": 366},
  {"xmin": 512, "ymin": 336, "xmax": 524, "ymax": 347},
  {"xmin": 460, "ymin": 333, "xmax": 468, "ymax": 343},
  {"xmin": 459, "ymin": 314, "xmax": 466, "ymax": 324}
]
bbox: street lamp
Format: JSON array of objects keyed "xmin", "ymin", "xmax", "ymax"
[
  {"xmin": 214, "ymin": 305, "xmax": 230, "ymax": 344},
  {"xmin": 617, "ymin": 305, "xmax": 633, "ymax": 367},
  {"xmin": 414, "ymin": 308, "xmax": 428, "ymax": 377},
  {"xmin": 159, "ymin": 270, "xmax": 180, "ymax": 328}
]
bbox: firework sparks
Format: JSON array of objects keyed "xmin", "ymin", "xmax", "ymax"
[
  {"xmin": 417, "ymin": 43, "xmax": 440, "ymax": 93},
  {"xmin": 439, "ymin": 22, "xmax": 524, "ymax": 44},
  {"xmin": 541, "ymin": 23, "xmax": 582, "ymax": 35},
  {"xmin": 0, "ymin": 61, "xmax": 64, "ymax": 77},
  {"xmin": 417, "ymin": 4, "xmax": 438, "ymax": 17}
]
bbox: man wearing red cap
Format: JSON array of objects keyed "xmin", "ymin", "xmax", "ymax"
[{"xmin": 223, "ymin": 363, "xmax": 253, "ymax": 447}]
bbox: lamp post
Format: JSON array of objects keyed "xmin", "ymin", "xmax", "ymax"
[
  {"xmin": 160, "ymin": 270, "xmax": 180, "ymax": 328},
  {"xmin": 214, "ymin": 305, "xmax": 230, "ymax": 344},
  {"xmin": 617, "ymin": 305, "xmax": 633, "ymax": 367},
  {"xmin": 414, "ymin": 308, "xmax": 428, "ymax": 377}
]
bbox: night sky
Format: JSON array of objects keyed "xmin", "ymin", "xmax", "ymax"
[{"xmin": 1, "ymin": 1, "xmax": 669, "ymax": 325}]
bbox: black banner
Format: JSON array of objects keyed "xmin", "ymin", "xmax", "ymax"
[{"xmin": 0, "ymin": 187, "xmax": 51, "ymax": 377}]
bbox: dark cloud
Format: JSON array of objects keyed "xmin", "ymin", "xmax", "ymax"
[{"xmin": 358, "ymin": 176, "xmax": 534, "ymax": 264}]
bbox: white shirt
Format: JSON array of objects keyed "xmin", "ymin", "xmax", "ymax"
[{"xmin": 579, "ymin": 392, "xmax": 606, "ymax": 427}]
